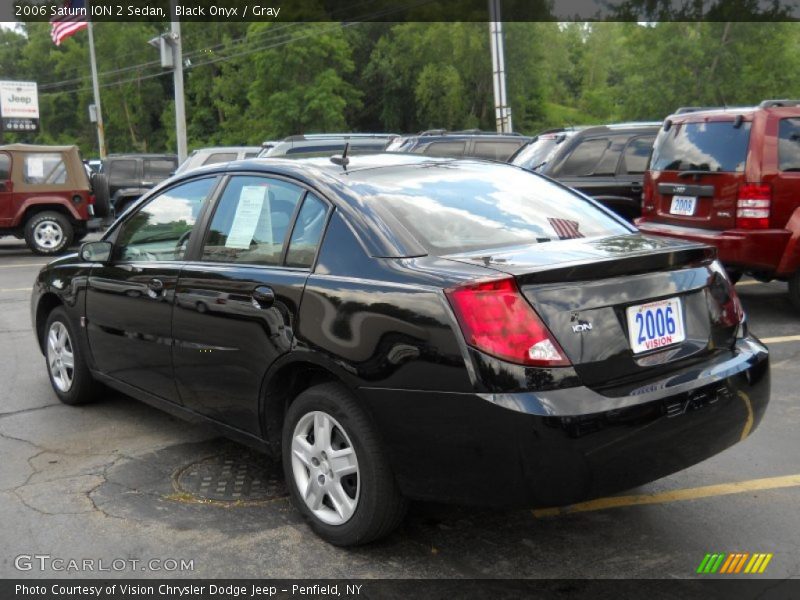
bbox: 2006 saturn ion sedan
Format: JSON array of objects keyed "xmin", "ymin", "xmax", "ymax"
[{"xmin": 31, "ymin": 154, "xmax": 769, "ymax": 545}]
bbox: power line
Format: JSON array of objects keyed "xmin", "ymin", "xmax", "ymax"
[
  {"xmin": 37, "ymin": 0, "xmax": 434, "ymax": 96},
  {"xmin": 35, "ymin": 0, "xmax": 405, "ymax": 91}
]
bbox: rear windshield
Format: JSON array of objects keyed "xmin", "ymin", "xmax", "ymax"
[
  {"xmin": 511, "ymin": 135, "xmax": 563, "ymax": 171},
  {"xmin": 361, "ymin": 164, "xmax": 629, "ymax": 255},
  {"xmin": 650, "ymin": 121, "xmax": 751, "ymax": 172}
]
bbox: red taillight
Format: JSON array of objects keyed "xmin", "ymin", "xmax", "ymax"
[
  {"xmin": 446, "ymin": 278, "xmax": 570, "ymax": 367},
  {"xmin": 88, "ymin": 194, "xmax": 96, "ymax": 205},
  {"xmin": 709, "ymin": 264, "xmax": 745, "ymax": 328},
  {"xmin": 736, "ymin": 183, "xmax": 771, "ymax": 229}
]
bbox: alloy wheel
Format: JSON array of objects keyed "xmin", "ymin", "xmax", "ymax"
[
  {"xmin": 47, "ymin": 321, "xmax": 74, "ymax": 392},
  {"xmin": 290, "ymin": 411, "xmax": 360, "ymax": 525},
  {"xmin": 33, "ymin": 219, "xmax": 64, "ymax": 250}
]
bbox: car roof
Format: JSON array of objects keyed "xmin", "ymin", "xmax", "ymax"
[
  {"xmin": 573, "ymin": 122, "xmax": 662, "ymax": 136},
  {"xmin": 282, "ymin": 133, "xmax": 398, "ymax": 141},
  {"xmin": 0, "ymin": 143, "xmax": 80, "ymax": 153},
  {"xmin": 106, "ymin": 153, "xmax": 177, "ymax": 159},
  {"xmin": 190, "ymin": 146, "xmax": 261, "ymax": 153}
]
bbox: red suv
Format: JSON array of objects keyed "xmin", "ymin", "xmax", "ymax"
[
  {"xmin": 637, "ymin": 100, "xmax": 800, "ymax": 308},
  {"xmin": 0, "ymin": 144, "xmax": 107, "ymax": 255}
]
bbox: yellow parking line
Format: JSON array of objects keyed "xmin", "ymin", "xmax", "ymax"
[
  {"xmin": 736, "ymin": 280, "xmax": 762, "ymax": 286},
  {"xmin": 0, "ymin": 263, "xmax": 45, "ymax": 269},
  {"xmin": 532, "ymin": 473, "xmax": 800, "ymax": 518},
  {"xmin": 760, "ymin": 334, "xmax": 800, "ymax": 344},
  {"xmin": 0, "ymin": 287, "xmax": 31, "ymax": 293}
]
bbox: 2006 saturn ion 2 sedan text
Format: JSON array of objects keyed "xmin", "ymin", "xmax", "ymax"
[{"xmin": 31, "ymin": 154, "xmax": 769, "ymax": 545}]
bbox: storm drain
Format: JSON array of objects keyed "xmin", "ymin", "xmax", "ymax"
[{"xmin": 175, "ymin": 449, "xmax": 287, "ymax": 503}]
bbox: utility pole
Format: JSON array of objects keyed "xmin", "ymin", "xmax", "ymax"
[
  {"xmin": 170, "ymin": 0, "xmax": 187, "ymax": 163},
  {"xmin": 489, "ymin": 0, "xmax": 512, "ymax": 133},
  {"xmin": 150, "ymin": 2, "xmax": 188, "ymax": 162},
  {"xmin": 87, "ymin": 20, "xmax": 107, "ymax": 158}
]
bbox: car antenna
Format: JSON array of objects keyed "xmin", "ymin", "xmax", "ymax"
[{"xmin": 330, "ymin": 143, "xmax": 350, "ymax": 171}]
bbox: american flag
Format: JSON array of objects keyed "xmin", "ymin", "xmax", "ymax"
[
  {"xmin": 548, "ymin": 217, "xmax": 584, "ymax": 240},
  {"xmin": 50, "ymin": 0, "xmax": 88, "ymax": 46}
]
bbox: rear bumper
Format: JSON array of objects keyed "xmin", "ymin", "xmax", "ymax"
[
  {"xmin": 359, "ymin": 336, "xmax": 769, "ymax": 508},
  {"xmin": 85, "ymin": 217, "xmax": 105, "ymax": 231},
  {"xmin": 636, "ymin": 221, "xmax": 790, "ymax": 274}
]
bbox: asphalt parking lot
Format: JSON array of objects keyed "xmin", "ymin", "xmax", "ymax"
[{"xmin": 1, "ymin": 235, "xmax": 798, "ymax": 580}]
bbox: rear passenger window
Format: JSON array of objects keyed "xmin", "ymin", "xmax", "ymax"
[
  {"xmin": 557, "ymin": 138, "xmax": 612, "ymax": 176},
  {"xmin": 472, "ymin": 141, "xmax": 521, "ymax": 161},
  {"xmin": 144, "ymin": 159, "xmax": 175, "ymax": 180},
  {"xmin": 422, "ymin": 141, "xmax": 467, "ymax": 157},
  {"xmin": 620, "ymin": 136, "xmax": 655, "ymax": 174},
  {"xmin": 23, "ymin": 153, "xmax": 67, "ymax": 184},
  {"xmin": 109, "ymin": 160, "xmax": 137, "ymax": 180},
  {"xmin": 778, "ymin": 118, "xmax": 800, "ymax": 171},
  {"xmin": 202, "ymin": 152, "xmax": 237, "ymax": 166},
  {"xmin": 285, "ymin": 194, "xmax": 328, "ymax": 268},
  {"xmin": 201, "ymin": 176, "xmax": 304, "ymax": 266},
  {"xmin": 0, "ymin": 152, "xmax": 10, "ymax": 180}
]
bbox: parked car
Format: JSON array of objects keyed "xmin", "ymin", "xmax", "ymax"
[
  {"xmin": 514, "ymin": 123, "xmax": 660, "ymax": 221},
  {"xmin": 92, "ymin": 153, "xmax": 178, "ymax": 216},
  {"xmin": 389, "ymin": 129, "xmax": 531, "ymax": 161},
  {"xmin": 508, "ymin": 127, "xmax": 584, "ymax": 172},
  {"xmin": 175, "ymin": 146, "xmax": 261, "ymax": 175},
  {"xmin": 32, "ymin": 154, "xmax": 769, "ymax": 545},
  {"xmin": 637, "ymin": 100, "xmax": 800, "ymax": 307},
  {"xmin": 259, "ymin": 134, "xmax": 397, "ymax": 159},
  {"xmin": 0, "ymin": 144, "xmax": 108, "ymax": 255}
]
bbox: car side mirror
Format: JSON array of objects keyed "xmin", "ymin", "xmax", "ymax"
[{"xmin": 80, "ymin": 241, "xmax": 113, "ymax": 263}]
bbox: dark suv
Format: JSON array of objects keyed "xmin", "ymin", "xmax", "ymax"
[
  {"xmin": 513, "ymin": 123, "xmax": 660, "ymax": 221},
  {"xmin": 93, "ymin": 153, "xmax": 178, "ymax": 216},
  {"xmin": 389, "ymin": 130, "xmax": 531, "ymax": 161},
  {"xmin": 637, "ymin": 100, "xmax": 800, "ymax": 307}
]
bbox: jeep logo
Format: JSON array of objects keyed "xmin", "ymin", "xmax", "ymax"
[
  {"xmin": 572, "ymin": 322, "xmax": 593, "ymax": 333},
  {"xmin": 6, "ymin": 94, "xmax": 31, "ymax": 105}
]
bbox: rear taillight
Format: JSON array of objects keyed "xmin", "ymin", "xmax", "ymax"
[
  {"xmin": 736, "ymin": 183, "xmax": 771, "ymax": 229},
  {"xmin": 88, "ymin": 194, "xmax": 96, "ymax": 205},
  {"xmin": 446, "ymin": 278, "xmax": 570, "ymax": 367},
  {"xmin": 709, "ymin": 263, "xmax": 745, "ymax": 328}
]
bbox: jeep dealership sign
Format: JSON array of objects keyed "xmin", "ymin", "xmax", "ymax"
[{"xmin": 0, "ymin": 80, "xmax": 39, "ymax": 132}]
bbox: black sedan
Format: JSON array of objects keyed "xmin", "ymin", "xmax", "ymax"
[{"xmin": 30, "ymin": 154, "xmax": 769, "ymax": 545}]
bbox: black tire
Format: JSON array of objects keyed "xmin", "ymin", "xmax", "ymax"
[
  {"xmin": 24, "ymin": 211, "xmax": 73, "ymax": 256},
  {"xmin": 725, "ymin": 268, "xmax": 743, "ymax": 285},
  {"xmin": 90, "ymin": 172, "xmax": 111, "ymax": 218},
  {"xmin": 789, "ymin": 271, "xmax": 800, "ymax": 311},
  {"xmin": 282, "ymin": 383, "xmax": 406, "ymax": 546},
  {"xmin": 43, "ymin": 307, "xmax": 101, "ymax": 405}
]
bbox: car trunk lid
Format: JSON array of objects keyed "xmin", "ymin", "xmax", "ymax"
[{"xmin": 445, "ymin": 234, "xmax": 741, "ymax": 391}]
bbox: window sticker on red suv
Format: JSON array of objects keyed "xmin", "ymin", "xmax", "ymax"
[{"xmin": 651, "ymin": 121, "xmax": 751, "ymax": 173}]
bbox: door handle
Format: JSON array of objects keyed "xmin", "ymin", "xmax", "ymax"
[
  {"xmin": 148, "ymin": 278, "xmax": 164, "ymax": 292},
  {"xmin": 630, "ymin": 184, "xmax": 643, "ymax": 193},
  {"xmin": 251, "ymin": 286, "xmax": 275, "ymax": 308}
]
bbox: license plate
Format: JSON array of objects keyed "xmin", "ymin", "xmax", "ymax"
[
  {"xmin": 626, "ymin": 297, "xmax": 685, "ymax": 354},
  {"xmin": 670, "ymin": 195, "xmax": 697, "ymax": 216}
]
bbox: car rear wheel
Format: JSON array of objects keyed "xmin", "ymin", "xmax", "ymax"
[
  {"xmin": 282, "ymin": 383, "xmax": 406, "ymax": 546},
  {"xmin": 24, "ymin": 211, "xmax": 73, "ymax": 255},
  {"xmin": 44, "ymin": 307, "xmax": 101, "ymax": 405},
  {"xmin": 789, "ymin": 271, "xmax": 800, "ymax": 311}
]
